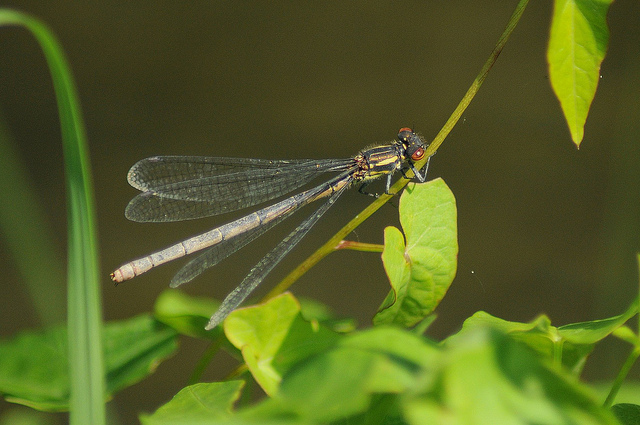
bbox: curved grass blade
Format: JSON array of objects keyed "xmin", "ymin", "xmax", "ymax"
[{"xmin": 0, "ymin": 9, "xmax": 105, "ymax": 425}]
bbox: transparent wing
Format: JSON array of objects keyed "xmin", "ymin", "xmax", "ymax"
[
  {"xmin": 125, "ymin": 156, "xmax": 353, "ymax": 222},
  {"xmin": 205, "ymin": 176, "xmax": 352, "ymax": 330}
]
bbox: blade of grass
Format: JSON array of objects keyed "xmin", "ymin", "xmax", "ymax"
[
  {"xmin": 262, "ymin": 0, "xmax": 530, "ymax": 303},
  {"xmin": 0, "ymin": 9, "xmax": 105, "ymax": 425}
]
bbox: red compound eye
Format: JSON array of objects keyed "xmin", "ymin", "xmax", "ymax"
[{"xmin": 410, "ymin": 147, "xmax": 425, "ymax": 161}]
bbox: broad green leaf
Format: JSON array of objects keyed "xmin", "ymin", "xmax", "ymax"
[
  {"xmin": 547, "ymin": 0, "xmax": 613, "ymax": 147},
  {"xmin": 454, "ymin": 311, "xmax": 571, "ymax": 366},
  {"xmin": 336, "ymin": 327, "xmax": 439, "ymax": 394},
  {"xmin": 102, "ymin": 315, "xmax": 178, "ymax": 395},
  {"xmin": 405, "ymin": 327, "xmax": 620, "ymax": 425},
  {"xmin": 226, "ymin": 326, "xmax": 437, "ymax": 423},
  {"xmin": 143, "ymin": 325, "xmax": 622, "ymax": 424},
  {"xmin": 375, "ymin": 179, "xmax": 458, "ymax": 327},
  {"xmin": 376, "ymin": 226, "xmax": 410, "ymax": 322},
  {"xmin": 339, "ymin": 326, "xmax": 438, "ymax": 369},
  {"xmin": 224, "ymin": 293, "xmax": 340, "ymax": 396},
  {"xmin": 139, "ymin": 381, "xmax": 244, "ymax": 425},
  {"xmin": 224, "ymin": 294, "xmax": 299, "ymax": 396},
  {"xmin": 611, "ymin": 404, "xmax": 640, "ymax": 425},
  {"xmin": 559, "ymin": 297, "xmax": 638, "ymax": 344},
  {"xmin": 277, "ymin": 347, "xmax": 379, "ymax": 420},
  {"xmin": 457, "ymin": 307, "xmax": 637, "ymax": 375},
  {"xmin": 275, "ymin": 327, "xmax": 439, "ymax": 423},
  {"xmin": 0, "ymin": 315, "xmax": 178, "ymax": 410},
  {"xmin": 272, "ymin": 326, "xmax": 614, "ymax": 424},
  {"xmin": 154, "ymin": 289, "xmax": 222, "ymax": 339},
  {"xmin": 0, "ymin": 327, "xmax": 68, "ymax": 410}
]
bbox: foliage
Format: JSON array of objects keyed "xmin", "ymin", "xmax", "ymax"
[
  {"xmin": 374, "ymin": 180, "xmax": 457, "ymax": 327},
  {"xmin": 548, "ymin": 0, "xmax": 613, "ymax": 147},
  {"xmin": 0, "ymin": 315, "xmax": 177, "ymax": 411},
  {"xmin": 1, "ymin": 1, "xmax": 638, "ymax": 425}
]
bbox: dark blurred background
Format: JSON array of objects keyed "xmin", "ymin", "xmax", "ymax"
[{"xmin": 1, "ymin": 2, "xmax": 639, "ymax": 424}]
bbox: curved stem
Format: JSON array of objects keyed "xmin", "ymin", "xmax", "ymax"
[
  {"xmin": 604, "ymin": 346, "xmax": 640, "ymax": 408},
  {"xmin": 261, "ymin": 0, "xmax": 530, "ymax": 303}
]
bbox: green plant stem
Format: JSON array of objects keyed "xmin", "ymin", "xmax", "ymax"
[
  {"xmin": 424, "ymin": 0, "xmax": 529, "ymax": 159},
  {"xmin": 189, "ymin": 334, "xmax": 225, "ymax": 385},
  {"xmin": 225, "ymin": 363, "xmax": 250, "ymax": 381},
  {"xmin": 604, "ymin": 346, "xmax": 640, "ymax": 408},
  {"xmin": 335, "ymin": 240, "xmax": 384, "ymax": 253},
  {"xmin": 261, "ymin": 0, "xmax": 530, "ymax": 303},
  {"xmin": 263, "ymin": 196, "xmax": 391, "ymax": 302},
  {"xmin": 0, "ymin": 10, "xmax": 105, "ymax": 425},
  {"xmin": 608, "ymin": 256, "xmax": 640, "ymax": 407},
  {"xmin": 552, "ymin": 338, "xmax": 564, "ymax": 368}
]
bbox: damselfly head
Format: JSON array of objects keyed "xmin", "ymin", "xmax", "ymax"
[{"xmin": 397, "ymin": 127, "xmax": 427, "ymax": 161}]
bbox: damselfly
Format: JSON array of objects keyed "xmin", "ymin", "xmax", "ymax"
[{"xmin": 111, "ymin": 128, "xmax": 431, "ymax": 329}]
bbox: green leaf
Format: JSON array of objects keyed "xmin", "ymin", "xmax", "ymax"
[
  {"xmin": 103, "ymin": 315, "xmax": 179, "ymax": 395},
  {"xmin": 547, "ymin": 0, "xmax": 613, "ymax": 147},
  {"xmin": 376, "ymin": 227, "xmax": 410, "ymax": 321},
  {"xmin": 457, "ymin": 307, "xmax": 637, "ymax": 375},
  {"xmin": 558, "ymin": 297, "xmax": 638, "ymax": 345},
  {"xmin": 404, "ymin": 327, "xmax": 620, "ymax": 425},
  {"xmin": 139, "ymin": 381, "xmax": 245, "ymax": 425},
  {"xmin": 278, "ymin": 346, "xmax": 379, "ymax": 420},
  {"xmin": 154, "ymin": 289, "xmax": 222, "ymax": 340},
  {"xmin": 339, "ymin": 326, "xmax": 437, "ymax": 369},
  {"xmin": 224, "ymin": 293, "xmax": 340, "ymax": 396},
  {"xmin": 226, "ymin": 317, "xmax": 438, "ymax": 423},
  {"xmin": 374, "ymin": 179, "xmax": 458, "ymax": 327},
  {"xmin": 274, "ymin": 327, "xmax": 439, "ymax": 423},
  {"xmin": 144, "ymin": 325, "xmax": 621, "ymax": 424},
  {"xmin": 0, "ymin": 315, "xmax": 178, "ymax": 411},
  {"xmin": 0, "ymin": 327, "xmax": 68, "ymax": 411},
  {"xmin": 611, "ymin": 404, "xmax": 640, "ymax": 425},
  {"xmin": 455, "ymin": 312, "xmax": 570, "ymax": 365}
]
